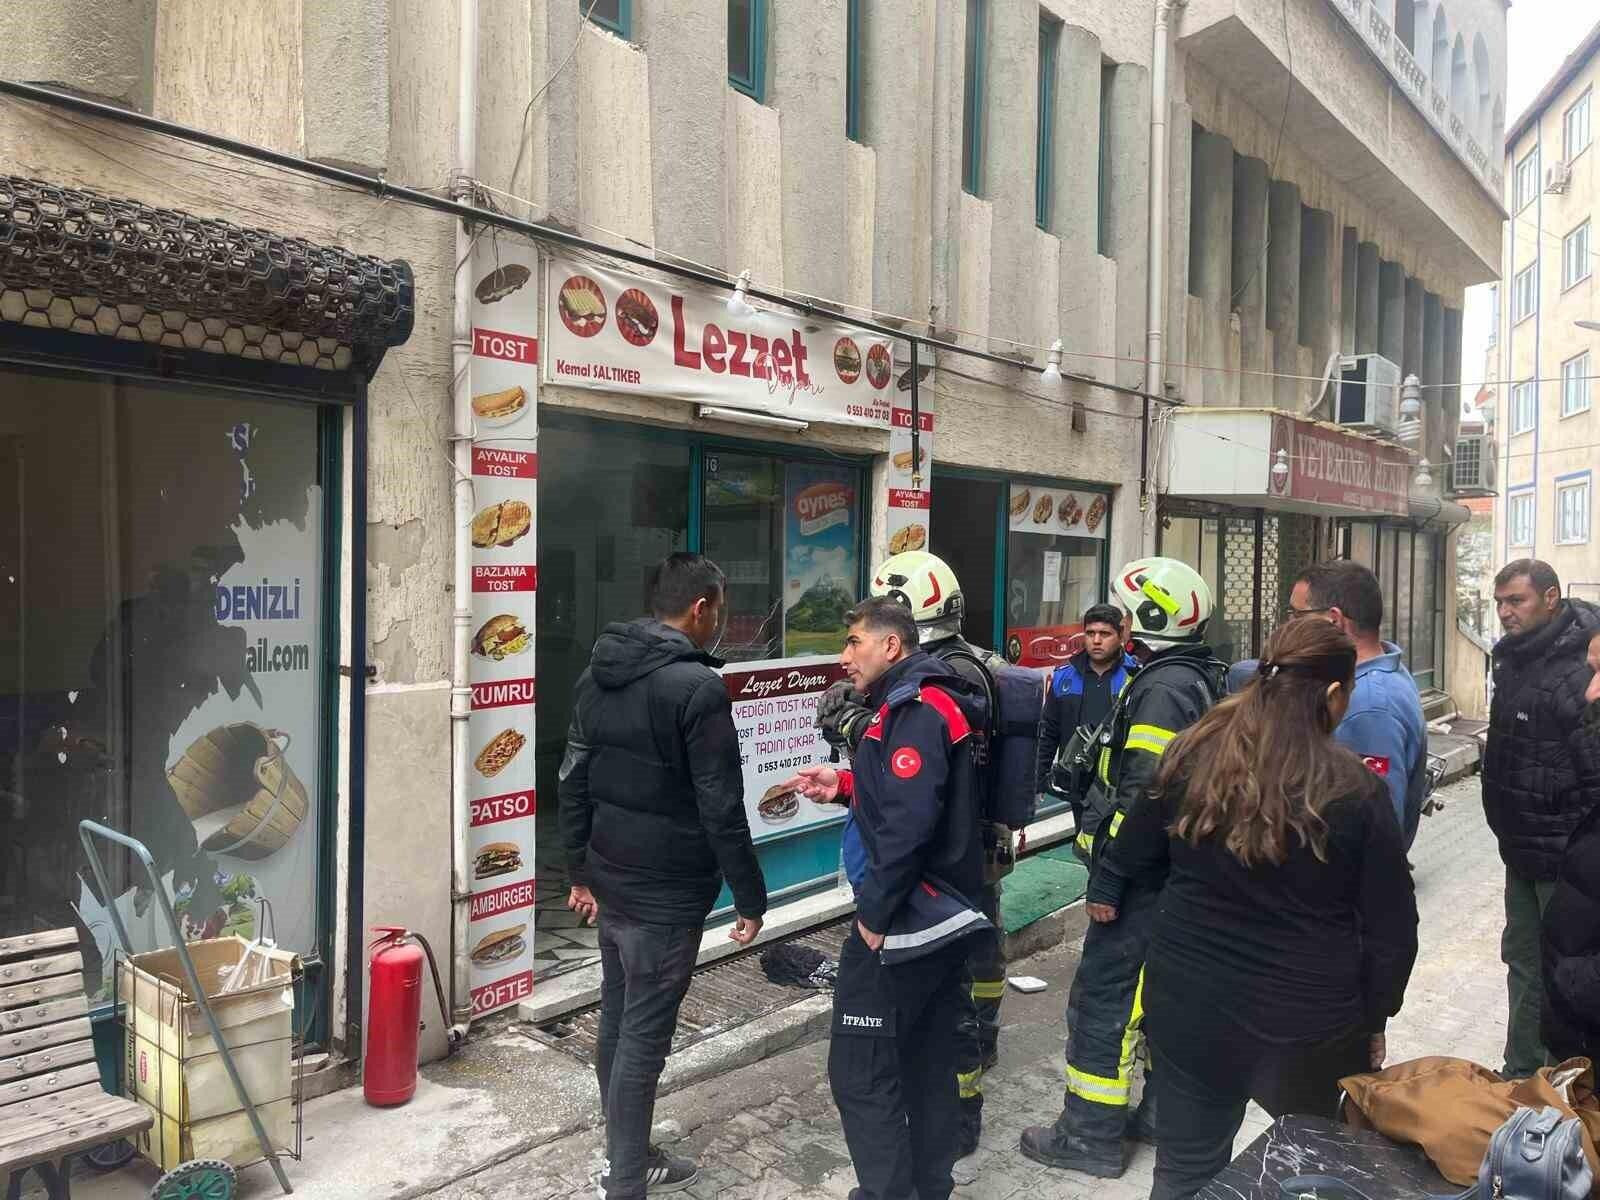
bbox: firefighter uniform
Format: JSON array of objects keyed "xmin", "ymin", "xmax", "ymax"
[
  {"xmin": 829, "ymin": 652, "xmax": 988, "ymax": 1200},
  {"xmin": 1022, "ymin": 642, "xmax": 1223, "ymax": 1174}
]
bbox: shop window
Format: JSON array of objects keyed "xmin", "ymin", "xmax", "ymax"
[
  {"xmin": 0, "ymin": 366, "xmax": 332, "ymax": 996},
  {"xmin": 584, "ymin": 0, "xmax": 631, "ymax": 38},
  {"xmin": 1003, "ymin": 483, "xmax": 1110, "ymax": 667},
  {"xmin": 962, "ymin": 0, "xmax": 987, "ymax": 196},
  {"xmin": 728, "ymin": 0, "xmax": 768, "ymax": 103}
]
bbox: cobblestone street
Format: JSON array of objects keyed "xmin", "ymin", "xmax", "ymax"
[{"xmin": 426, "ymin": 778, "xmax": 1506, "ymax": 1200}]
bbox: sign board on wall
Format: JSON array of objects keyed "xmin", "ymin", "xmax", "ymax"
[
  {"xmin": 541, "ymin": 255, "xmax": 895, "ymax": 429},
  {"xmin": 1005, "ymin": 483, "xmax": 1110, "ymax": 540},
  {"xmin": 886, "ymin": 404, "xmax": 932, "ymax": 555},
  {"xmin": 722, "ymin": 655, "xmax": 849, "ymax": 841},
  {"xmin": 466, "ymin": 240, "xmax": 540, "ymax": 1016},
  {"xmin": 1269, "ymin": 416, "xmax": 1409, "ymax": 517}
]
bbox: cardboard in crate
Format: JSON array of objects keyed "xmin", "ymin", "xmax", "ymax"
[{"xmin": 118, "ymin": 936, "xmax": 298, "ymax": 1171}]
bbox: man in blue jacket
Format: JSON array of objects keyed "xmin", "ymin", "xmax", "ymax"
[
  {"xmin": 1230, "ymin": 560, "xmax": 1427, "ymax": 845},
  {"xmin": 787, "ymin": 596, "xmax": 987, "ymax": 1200}
]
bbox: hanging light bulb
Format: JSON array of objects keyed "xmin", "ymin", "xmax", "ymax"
[
  {"xmin": 1415, "ymin": 457, "xmax": 1433, "ymax": 489},
  {"xmin": 727, "ymin": 269, "xmax": 756, "ymax": 318},
  {"xmin": 1271, "ymin": 448, "xmax": 1290, "ymax": 483},
  {"xmin": 1041, "ymin": 339, "xmax": 1064, "ymax": 383}
]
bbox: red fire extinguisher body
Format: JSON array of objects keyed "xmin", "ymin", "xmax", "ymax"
[{"xmin": 365, "ymin": 929, "xmax": 426, "ymax": 1106}]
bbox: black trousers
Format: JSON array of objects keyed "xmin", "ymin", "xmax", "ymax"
[
  {"xmin": 955, "ymin": 880, "xmax": 1005, "ymax": 1116},
  {"xmin": 1146, "ymin": 1030, "xmax": 1370, "ymax": 1200},
  {"xmin": 595, "ymin": 914, "xmax": 701, "ymax": 1200},
  {"xmin": 829, "ymin": 929, "xmax": 970, "ymax": 1200}
]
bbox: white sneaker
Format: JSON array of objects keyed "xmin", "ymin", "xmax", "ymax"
[{"xmin": 597, "ymin": 1145, "xmax": 699, "ymax": 1197}]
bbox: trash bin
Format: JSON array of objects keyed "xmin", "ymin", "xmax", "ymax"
[{"xmin": 118, "ymin": 936, "xmax": 300, "ymax": 1171}]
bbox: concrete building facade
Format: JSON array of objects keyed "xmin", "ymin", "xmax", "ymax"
[{"xmin": 0, "ymin": 0, "xmax": 1504, "ymax": 1070}]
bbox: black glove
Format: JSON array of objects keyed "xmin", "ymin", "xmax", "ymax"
[{"xmin": 816, "ymin": 681, "xmax": 873, "ymax": 753}]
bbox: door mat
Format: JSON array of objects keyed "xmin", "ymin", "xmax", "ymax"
[{"xmin": 1000, "ymin": 846, "xmax": 1089, "ymax": 934}]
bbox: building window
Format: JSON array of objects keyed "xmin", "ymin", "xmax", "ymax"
[
  {"xmin": 583, "ymin": 0, "xmax": 630, "ymax": 37},
  {"xmin": 1565, "ymin": 89, "xmax": 1592, "ymax": 161},
  {"xmin": 1036, "ymin": 16, "xmax": 1059, "ymax": 229},
  {"xmin": 961, "ymin": 0, "xmax": 987, "ymax": 196},
  {"xmin": 728, "ymin": 0, "xmax": 767, "ymax": 103},
  {"xmin": 1562, "ymin": 352, "xmax": 1592, "ymax": 417},
  {"xmin": 1514, "ymin": 147, "xmax": 1540, "ymax": 212},
  {"xmin": 1509, "ymin": 490, "xmax": 1535, "ymax": 547},
  {"xmin": 1557, "ymin": 476, "xmax": 1591, "ymax": 544},
  {"xmin": 1564, "ymin": 220, "xmax": 1591, "ymax": 290},
  {"xmin": 846, "ymin": 0, "xmax": 863, "ymax": 142},
  {"xmin": 1512, "ymin": 262, "xmax": 1538, "ymax": 323},
  {"xmin": 1098, "ymin": 64, "xmax": 1114, "ymax": 255},
  {"xmin": 1510, "ymin": 380, "xmax": 1537, "ymax": 434}
]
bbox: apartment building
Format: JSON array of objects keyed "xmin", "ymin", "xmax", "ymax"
[
  {"xmin": 1497, "ymin": 18, "xmax": 1600, "ymax": 602},
  {"xmin": 0, "ymin": 0, "xmax": 1504, "ymax": 1069}
]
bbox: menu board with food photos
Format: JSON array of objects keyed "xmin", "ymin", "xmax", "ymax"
[
  {"xmin": 886, "ymin": 403, "xmax": 933, "ymax": 556},
  {"xmin": 466, "ymin": 237, "xmax": 540, "ymax": 1016},
  {"xmin": 540, "ymin": 254, "xmax": 895, "ymax": 429},
  {"xmin": 1006, "ymin": 483, "xmax": 1110, "ymax": 540}
]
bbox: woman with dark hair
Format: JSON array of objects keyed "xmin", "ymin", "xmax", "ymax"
[{"xmin": 1109, "ymin": 618, "xmax": 1420, "ymax": 1200}]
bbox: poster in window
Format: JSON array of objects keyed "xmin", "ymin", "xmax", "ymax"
[
  {"xmin": 466, "ymin": 235, "xmax": 539, "ymax": 1016},
  {"xmin": 782, "ymin": 464, "xmax": 860, "ymax": 657}
]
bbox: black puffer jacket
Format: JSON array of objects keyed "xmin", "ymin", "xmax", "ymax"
[
  {"xmin": 1543, "ymin": 702, "xmax": 1600, "ymax": 1061},
  {"xmin": 1484, "ymin": 599, "xmax": 1600, "ymax": 880},
  {"xmin": 558, "ymin": 620, "xmax": 767, "ymax": 925}
]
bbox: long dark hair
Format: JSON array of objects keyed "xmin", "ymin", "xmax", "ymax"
[{"xmin": 1160, "ymin": 618, "xmax": 1359, "ymax": 866}]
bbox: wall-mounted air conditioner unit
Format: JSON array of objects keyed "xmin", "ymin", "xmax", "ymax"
[
  {"xmin": 1547, "ymin": 161, "xmax": 1573, "ymax": 194},
  {"xmin": 1336, "ymin": 353, "xmax": 1401, "ymax": 436},
  {"xmin": 1451, "ymin": 432, "xmax": 1498, "ymax": 496}
]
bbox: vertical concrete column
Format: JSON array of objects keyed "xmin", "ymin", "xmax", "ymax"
[
  {"xmin": 1054, "ymin": 25, "xmax": 1105, "ymax": 362},
  {"xmin": 865, "ymin": 0, "xmax": 937, "ymax": 322},
  {"xmin": 520, "ymin": 0, "xmax": 581, "ymax": 225},
  {"xmin": 982, "ymin": 1, "xmax": 1041, "ymax": 348},
  {"xmin": 1403, "ymin": 277, "xmax": 1425, "ymax": 383},
  {"xmin": 1439, "ymin": 305, "xmax": 1464, "ymax": 468},
  {"xmin": 1299, "ymin": 207, "xmax": 1335, "ymax": 373},
  {"xmin": 1231, "ymin": 154, "xmax": 1269, "ymax": 406},
  {"xmin": 639, "ymin": 0, "xmax": 729, "ymax": 270},
  {"xmin": 1423, "ymin": 291, "xmax": 1446, "ymax": 466},
  {"xmin": 1340, "ymin": 227, "xmax": 1359, "ymax": 354},
  {"xmin": 1190, "ymin": 128, "xmax": 1234, "ymax": 406},
  {"xmin": 304, "ymin": 0, "xmax": 390, "ymax": 171},
  {"xmin": 1105, "ymin": 62, "xmax": 1151, "ymax": 388},
  {"xmin": 1267, "ymin": 181, "xmax": 1302, "ymax": 409},
  {"xmin": 1379, "ymin": 259, "xmax": 1406, "ymax": 373},
  {"xmin": 768, "ymin": 0, "xmax": 849, "ymax": 302},
  {"xmin": 928, "ymin": 0, "xmax": 965, "ymax": 337},
  {"xmin": 1355, "ymin": 241, "xmax": 1380, "ymax": 355}
]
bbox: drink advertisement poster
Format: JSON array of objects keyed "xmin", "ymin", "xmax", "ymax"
[
  {"xmin": 722, "ymin": 656, "xmax": 849, "ymax": 842},
  {"xmin": 782, "ymin": 464, "xmax": 859, "ymax": 658},
  {"xmin": 466, "ymin": 237, "xmax": 539, "ymax": 1016},
  {"xmin": 886, "ymin": 403, "xmax": 933, "ymax": 555}
]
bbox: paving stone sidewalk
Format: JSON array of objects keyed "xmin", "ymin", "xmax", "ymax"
[{"xmin": 428, "ymin": 778, "xmax": 1507, "ymax": 1200}]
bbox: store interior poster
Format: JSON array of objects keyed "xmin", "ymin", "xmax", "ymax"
[{"xmin": 782, "ymin": 464, "xmax": 859, "ymax": 658}]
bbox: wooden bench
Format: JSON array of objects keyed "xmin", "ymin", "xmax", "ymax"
[{"xmin": 1, "ymin": 928, "xmax": 152, "ymax": 1200}]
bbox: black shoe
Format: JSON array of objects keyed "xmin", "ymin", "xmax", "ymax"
[
  {"xmin": 1125, "ymin": 1097, "xmax": 1158, "ymax": 1144},
  {"xmin": 597, "ymin": 1145, "xmax": 699, "ymax": 1196},
  {"xmin": 958, "ymin": 1112, "xmax": 982, "ymax": 1158},
  {"xmin": 1018, "ymin": 1125, "xmax": 1126, "ymax": 1178},
  {"xmin": 980, "ymin": 1043, "xmax": 999, "ymax": 1072}
]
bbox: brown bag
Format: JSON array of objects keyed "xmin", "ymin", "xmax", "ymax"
[{"xmin": 1339, "ymin": 1056, "xmax": 1600, "ymax": 1193}]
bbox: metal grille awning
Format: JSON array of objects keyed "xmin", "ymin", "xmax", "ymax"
[{"xmin": 0, "ymin": 175, "xmax": 414, "ymax": 381}]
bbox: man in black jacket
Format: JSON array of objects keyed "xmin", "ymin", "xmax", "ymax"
[
  {"xmin": 559, "ymin": 552, "xmax": 767, "ymax": 1199},
  {"xmin": 1486, "ymin": 559, "xmax": 1600, "ymax": 1078},
  {"xmin": 788, "ymin": 597, "xmax": 988, "ymax": 1200}
]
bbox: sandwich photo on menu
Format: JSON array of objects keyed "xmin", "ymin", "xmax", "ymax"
[
  {"xmin": 470, "ymin": 924, "xmax": 526, "ymax": 966},
  {"xmin": 474, "ymin": 841, "xmax": 523, "ymax": 880},
  {"xmin": 473, "ymin": 614, "xmax": 531, "ymax": 661}
]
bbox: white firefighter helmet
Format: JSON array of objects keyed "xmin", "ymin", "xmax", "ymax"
[
  {"xmin": 870, "ymin": 550, "xmax": 965, "ymax": 642},
  {"xmin": 1111, "ymin": 556, "xmax": 1213, "ymax": 647}
]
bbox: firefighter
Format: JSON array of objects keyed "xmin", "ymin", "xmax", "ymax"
[
  {"xmin": 1019, "ymin": 557, "xmax": 1226, "ymax": 1178},
  {"xmin": 815, "ymin": 550, "xmax": 1021, "ymax": 1156},
  {"xmin": 787, "ymin": 596, "xmax": 988, "ymax": 1200}
]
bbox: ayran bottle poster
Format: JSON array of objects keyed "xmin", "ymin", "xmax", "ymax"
[{"xmin": 466, "ymin": 237, "xmax": 540, "ymax": 1016}]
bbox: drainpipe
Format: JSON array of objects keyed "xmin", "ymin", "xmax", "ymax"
[
  {"xmin": 446, "ymin": 0, "xmax": 479, "ymax": 1044},
  {"xmin": 1141, "ymin": 0, "xmax": 1184, "ymax": 550}
]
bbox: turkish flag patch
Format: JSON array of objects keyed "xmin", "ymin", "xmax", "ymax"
[
  {"xmin": 890, "ymin": 747, "xmax": 922, "ymax": 778},
  {"xmin": 1361, "ymin": 755, "xmax": 1391, "ymax": 777}
]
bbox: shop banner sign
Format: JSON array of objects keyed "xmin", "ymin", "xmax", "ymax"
[
  {"xmin": 541, "ymin": 254, "xmax": 895, "ymax": 429},
  {"xmin": 722, "ymin": 655, "xmax": 849, "ymax": 841},
  {"xmin": 1005, "ymin": 482, "xmax": 1109, "ymax": 540},
  {"xmin": 783, "ymin": 464, "xmax": 861, "ymax": 658},
  {"xmin": 467, "ymin": 239, "xmax": 540, "ymax": 1016},
  {"xmin": 1269, "ymin": 416, "xmax": 1409, "ymax": 517},
  {"xmin": 886, "ymin": 404, "xmax": 932, "ymax": 555}
]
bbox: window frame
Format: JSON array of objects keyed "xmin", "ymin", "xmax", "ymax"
[
  {"xmin": 1510, "ymin": 379, "xmax": 1537, "ymax": 435},
  {"xmin": 583, "ymin": 0, "xmax": 631, "ymax": 38},
  {"xmin": 1035, "ymin": 16, "xmax": 1059, "ymax": 230},
  {"xmin": 845, "ymin": 0, "xmax": 863, "ymax": 143},
  {"xmin": 1514, "ymin": 146, "xmax": 1540, "ymax": 212},
  {"xmin": 961, "ymin": 0, "xmax": 988, "ymax": 197},
  {"xmin": 1565, "ymin": 88, "xmax": 1592, "ymax": 162},
  {"xmin": 1556, "ymin": 473, "xmax": 1592, "ymax": 545},
  {"xmin": 1562, "ymin": 351, "xmax": 1592, "ymax": 418},
  {"xmin": 727, "ymin": 0, "xmax": 768, "ymax": 104},
  {"xmin": 1508, "ymin": 488, "xmax": 1536, "ymax": 548},
  {"xmin": 1564, "ymin": 219, "xmax": 1592, "ymax": 291},
  {"xmin": 1512, "ymin": 262, "xmax": 1538, "ymax": 324}
]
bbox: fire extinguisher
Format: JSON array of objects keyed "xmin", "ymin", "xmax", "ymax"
[{"xmin": 365, "ymin": 926, "xmax": 453, "ymax": 1106}]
